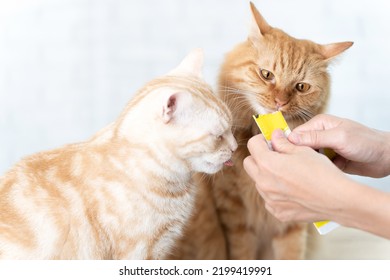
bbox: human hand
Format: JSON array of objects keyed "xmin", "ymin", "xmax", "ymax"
[
  {"xmin": 243, "ymin": 129, "xmax": 351, "ymax": 223},
  {"xmin": 288, "ymin": 114, "xmax": 390, "ymax": 178}
]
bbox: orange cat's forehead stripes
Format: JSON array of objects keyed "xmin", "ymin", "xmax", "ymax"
[{"xmin": 233, "ymin": 59, "xmax": 258, "ymax": 70}]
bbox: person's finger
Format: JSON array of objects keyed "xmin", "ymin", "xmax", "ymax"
[
  {"xmin": 243, "ymin": 156, "xmax": 262, "ymax": 181},
  {"xmin": 288, "ymin": 128, "xmax": 340, "ymax": 150},
  {"xmin": 291, "ymin": 114, "xmax": 341, "ymax": 132},
  {"xmin": 247, "ymin": 134, "xmax": 269, "ymax": 154},
  {"xmin": 271, "ymin": 129, "xmax": 296, "ymax": 153}
]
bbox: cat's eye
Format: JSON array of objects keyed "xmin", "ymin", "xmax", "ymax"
[
  {"xmin": 259, "ymin": 69, "xmax": 275, "ymax": 81},
  {"xmin": 295, "ymin": 82, "xmax": 311, "ymax": 93},
  {"xmin": 216, "ymin": 135, "xmax": 223, "ymax": 141}
]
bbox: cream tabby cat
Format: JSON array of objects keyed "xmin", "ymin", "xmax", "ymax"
[
  {"xmin": 173, "ymin": 3, "xmax": 352, "ymax": 259},
  {"xmin": 0, "ymin": 49, "xmax": 237, "ymax": 259}
]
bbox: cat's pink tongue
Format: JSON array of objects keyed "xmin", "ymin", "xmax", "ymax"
[{"xmin": 224, "ymin": 159, "xmax": 234, "ymax": 167}]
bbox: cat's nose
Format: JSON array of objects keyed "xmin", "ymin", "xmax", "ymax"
[{"xmin": 274, "ymin": 97, "xmax": 289, "ymax": 109}]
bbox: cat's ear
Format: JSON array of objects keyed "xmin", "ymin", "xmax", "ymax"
[
  {"xmin": 161, "ymin": 92, "xmax": 190, "ymax": 124},
  {"xmin": 319, "ymin": 41, "xmax": 354, "ymax": 60},
  {"xmin": 168, "ymin": 48, "xmax": 204, "ymax": 78},
  {"xmin": 249, "ymin": 2, "xmax": 272, "ymax": 42}
]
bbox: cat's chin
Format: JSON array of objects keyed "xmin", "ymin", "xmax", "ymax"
[{"xmin": 199, "ymin": 161, "xmax": 226, "ymax": 174}]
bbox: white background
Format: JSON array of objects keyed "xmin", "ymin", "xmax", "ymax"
[{"xmin": 1, "ymin": 0, "xmax": 389, "ymax": 190}]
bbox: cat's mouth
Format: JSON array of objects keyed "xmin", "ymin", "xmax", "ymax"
[{"xmin": 204, "ymin": 158, "xmax": 234, "ymax": 173}]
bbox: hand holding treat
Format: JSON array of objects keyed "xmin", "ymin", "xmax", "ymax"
[
  {"xmin": 245, "ymin": 114, "xmax": 390, "ymax": 239},
  {"xmin": 253, "ymin": 112, "xmax": 339, "ymax": 234}
]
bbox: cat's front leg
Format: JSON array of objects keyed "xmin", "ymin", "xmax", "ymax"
[
  {"xmin": 271, "ymin": 222, "xmax": 308, "ymax": 260},
  {"xmin": 224, "ymin": 219, "xmax": 258, "ymax": 260},
  {"xmin": 213, "ymin": 176, "xmax": 258, "ymax": 260}
]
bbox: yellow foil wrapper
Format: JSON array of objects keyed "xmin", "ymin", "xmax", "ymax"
[
  {"xmin": 253, "ymin": 111, "xmax": 339, "ymax": 235},
  {"xmin": 253, "ymin": 111, "xmax": 291, "ymax": 141}
]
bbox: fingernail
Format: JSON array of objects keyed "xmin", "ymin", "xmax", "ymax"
[
  {"xmin": 272, "ymin": 129, "xmax": 285, "ymax": 139},
  {"xmin": 288, "ymin": 132, "xmax": 300, "ymax": 144}
]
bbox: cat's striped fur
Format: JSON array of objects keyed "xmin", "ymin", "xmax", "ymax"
[{"xmin": 0, "ymin": 49, "xmax": 237, "ymax": 259}]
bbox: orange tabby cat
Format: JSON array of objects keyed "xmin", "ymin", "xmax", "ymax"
[
  {"xmin": 0, "ymin": 49, "xmax": 237, "ymax": 259},
  {"xmin": 173, "ymin": 3, "xmax": 352, "ymax": 259}
]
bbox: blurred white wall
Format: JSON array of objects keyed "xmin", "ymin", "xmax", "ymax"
[{"xmin": 0, "ymin": 0, "xmax": 389, "ymax": 190}]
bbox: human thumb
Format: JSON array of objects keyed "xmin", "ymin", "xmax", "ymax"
[
  {"xmin": 271, "ymin": 129, "xmax": 295, "ymax": 153},
  {"xmin": 288, "ymin": 129, "xmax": 336, "ymax": 149}
]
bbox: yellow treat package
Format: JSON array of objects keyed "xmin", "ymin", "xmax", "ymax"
[
  {"xmin": 253, "ymin": 111, "xmax": 291, "ymax": 148},
  {"xmin": 253, "ymin": 111, "xmax": 339, "ymax": 235}
]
